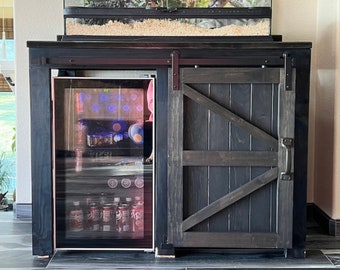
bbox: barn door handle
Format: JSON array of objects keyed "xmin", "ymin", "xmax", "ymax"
[{"xmin": 281, "ymin": 138, "xmax": 293, "ymax": 181}]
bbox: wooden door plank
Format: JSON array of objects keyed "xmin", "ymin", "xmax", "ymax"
[
  {"xmin": 183, "ymin": 151, "xmax": 277, "ymax": 166},
  {"xmin": 228, "ymin": 83, "xmax": 252, "ymax": 233},
  {"xmin": 183, "ymin": 84, "xmax": 278, "ymax": 148},
  {"xmin": 183, "ymin": 84, "xmax": 209, "ymax": 232},
  {"xmin": 249, "ymin": 83, "xmax": 278, "ymax": 233},
  {"xmin": 167, "ymin": 70, "xmax": 184, "ymax": 245},
  {"xmin": 181, "ymin": 68, "xmax": 281, "ymax": 84},
  {"xmin": 182, "ymin": 168, "xmax": 278, "ymax": 231},
  {"xmin": 277, "ymin": 69, "xmax": 296, "ymax": 249},
  {"xmin": 182, "ymin": 232, "xmax": 279, "ymax": 248},
  {"xmin": 208, "ymin": 83, "xmax": 231, "ymax": 232}
]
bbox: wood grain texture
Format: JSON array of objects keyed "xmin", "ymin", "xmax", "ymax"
[{"xmin": 168, "ymin": 67, "xmax": 292, "ymax": 249}]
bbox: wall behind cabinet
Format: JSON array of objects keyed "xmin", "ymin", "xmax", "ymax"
[
  {"xmin": 14, "ymin": 0, "xmax": 340, "ymax": 220},
  {"xmin": 273, "ymin": 0, "xmax": 340, "ymax": 219},
  {"xmin": 14, "ymin": 0, "xmax": 63, "ymax": 206}
]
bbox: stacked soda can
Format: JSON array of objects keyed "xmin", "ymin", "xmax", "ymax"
[
  {"xmin": 131, "ymin": 196, "xmax": 144, "ymax": 232},
  {"xmin": 117, "ymin": 203, "xmax": 130, "ymax": 232},
  {"xmin": 102, "ymin": 204, "xmax": 113, "ymax": 231},
  {"xmin": 69, "ymin": 201, "xmax": 84, "ymax": 232},
  {"xmin": 69, "ymin": 194, "xmax": 144, "ymax": 234},
  {"xmin": 87, "ymin": 202, "xmax": 100, "ymax": 231}
]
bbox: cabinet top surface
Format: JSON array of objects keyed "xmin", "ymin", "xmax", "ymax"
[{"xmin": 27, "ymin": 37, "xmax": 312, "ymax": 50}]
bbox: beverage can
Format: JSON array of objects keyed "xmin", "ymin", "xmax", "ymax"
[
  {"xmin": 69, "ymin": 201, "xmax": 84, "ymax": 232},
  {"xmin": 131, "ymin": 201, "xmax": 144, "ymax": 232},
  {"xmin": 117, "ymin": 204, "xmax": 130, "ymax": 232},
  {"xmin": 112, "ymin": 197, "xmax": 120, "ymax": 231},
  {"xmin": 102, "ymin": 204, "xmax": 112, "ymax": 231},
  {"xmin": 88, "ymin": 203, "xmax": 100, "ymax": 231}
]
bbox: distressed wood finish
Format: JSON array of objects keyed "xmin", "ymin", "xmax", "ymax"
[
  {"xmin": 183, "ymin": 151, "xmax": 278, "ymax": 166},
  {"xmin": 183, "ymin": 84, "xmax": 278, "ymax": 148},
  {"xmin": 28, "ymin": 40, "xmax": 310, "ymax": 256},
  {"xmin": 182, "ymin": 168, "xmax": 278, "ymax": 232},
  {"xmin": 30, "ymin": 65, "xmax": 54, "ymax": 256},
  {"xmin": 181, "ymin": 67, "xmax": 280, "ymax": 84},
  {"xmin": 182, "ymin": 232, "xmax": 280, "ymax": 248},
  {"xmin": 168, "ymin": 67, "xmax": 294, "ymax": 249},
  {"xmin": 277, "ymin": 69, "xmax": 296, "ymax": 248},
  {"xmin": 167, "ymin": 70, "xmax": 184, "ymax": 245}
]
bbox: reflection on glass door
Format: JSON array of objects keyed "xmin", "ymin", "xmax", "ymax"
[{"xmin": 52, "ymin": 77, "xmax": 154, "ymax": 250}]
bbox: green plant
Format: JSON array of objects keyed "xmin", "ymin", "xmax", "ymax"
[{"xmin": 0, "ymin": 152, "xmax": 10, "ymax": 193}]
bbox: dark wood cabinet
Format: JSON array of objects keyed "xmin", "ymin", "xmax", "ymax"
[{"xmin": 28, "ymin": 38, "xmax": 311, "ymax": 258}]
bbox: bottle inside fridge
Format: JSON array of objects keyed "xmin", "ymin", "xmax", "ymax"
[{"xmin": 52, "ymin": 75, "xmax": 154, "ymax": 250}]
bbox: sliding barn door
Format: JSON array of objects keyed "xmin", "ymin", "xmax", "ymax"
[{"xmin": 167, "ymin": 67, "xmax": 295, "ymax": 250}]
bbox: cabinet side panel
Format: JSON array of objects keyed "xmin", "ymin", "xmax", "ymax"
[{"xmin": 30, "ymin": 63, "xmax": 53, "ymax": 256}]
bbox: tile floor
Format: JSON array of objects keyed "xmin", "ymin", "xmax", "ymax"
[{"xmin": 1, "ymin": 210, "xmax": 340, "ymax": 269}]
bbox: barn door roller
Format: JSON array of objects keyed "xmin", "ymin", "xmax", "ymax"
[{"xmin": 172, "ymin": 51, "xmax": 180, "ymax": 90}]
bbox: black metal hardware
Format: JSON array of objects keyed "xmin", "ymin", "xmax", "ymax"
[
  {"xmin": 283, "ymin": 53, "xmax": 293, "ymax": 91},
  {"xmin": 172, "ymin": 51, "xmax": 180, "ymax": 90},
  {"xmin": 157, "ymin": 7, "xmax": 178, "ymax": 13},
  {"xmin": 281, "ymin": 137, "xmax": 294, "ymax": 181},
  {"xmin": 64, "ymin": 7, "xmax": 272, "ymax": 19},
  {"xmin": 33, "ymin": 55, "xmax": 285, "ymax": 68}
]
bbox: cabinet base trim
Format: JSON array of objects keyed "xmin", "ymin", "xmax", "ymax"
[
  {"xmin": 307, "ymin": 203, "xmax": 340, "ymax": 236},
  {"xmin": 13, "ymin": 203, "xmax": 32, "ymax": 219}
]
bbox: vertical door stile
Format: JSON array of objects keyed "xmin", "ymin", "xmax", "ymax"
[
  {"xmin": 167, "ymin": 69, "xmax": 184, "ymax": 246},
  {"xmin": 277, "ymin": 68, "xmax": 296, "ymax": 249}
]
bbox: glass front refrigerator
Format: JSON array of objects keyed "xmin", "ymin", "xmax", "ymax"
[{"xmin": 52, "ymin": 75, "xmax": 154, "ymax": 250}]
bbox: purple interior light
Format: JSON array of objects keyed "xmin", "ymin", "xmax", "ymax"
[
  {"xmin": 136, "ymin": 104, "xmax": 143, "ymax": 112},
  {"xmin": 91, "ymin": 103, "xmax": 100, "ymax": 112},
  {"xmin": 108, "ymin": 104, "xmax": 116, "ymax": 112},
  {"xmin": 100, "ymin": 93, "xmax": 109, "ymax": 102},
  {"xmin": 79, "ymin": 92, "xmax": 86, "ymax": 101}
]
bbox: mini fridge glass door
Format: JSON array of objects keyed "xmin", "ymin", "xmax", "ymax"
[{"xmin": 52, "ymin": 76, "xmax": 154, "ymax": 250}]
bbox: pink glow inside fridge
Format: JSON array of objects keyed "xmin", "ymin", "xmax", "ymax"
[{"xmin": 52, "ymin": 76, "xmax": 154, "ymax": 250}]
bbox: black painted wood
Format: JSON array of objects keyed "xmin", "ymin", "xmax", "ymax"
[
  {"xmin": 183, "ymin": 83, "xmax": 277, "ymax": 148},
  {"xmin": 27, "ymin": 40, "xmax": 311, "ymax": 257},
  {"xmin": 29, "ymin": 64, "xmax": 54, "ymax": 256},
  {"xmin": 154, "ymin": 68, "xmax": 171, "ymax": 254},
  {"xmin": 183, "ymin": 151, "xmax": 278, "ymax": 166},
  {"xmin": 290, "ymin": 50, "xmax": 311, "ymax": 256},
  {"xmin": 167, "ymin": 67, "xmax": 295, "ymax": 249},
  {"xmin": 182, "ymin": 232, "xmax": 280, "ymax": 248},
  {"xmin": 277, "ymin": 69, "xmax": 295, "ymax": 249},
  {"xmin": 182, "ymin": 168, "xmax": 278, "ymax": 232}
]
